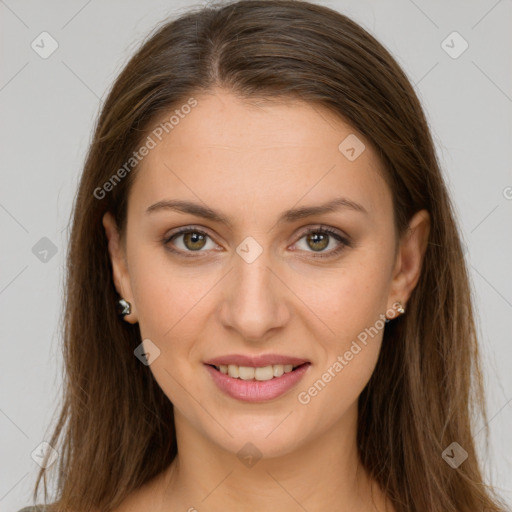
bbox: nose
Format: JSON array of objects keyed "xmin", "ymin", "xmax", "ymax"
[{"xmin": 218, "ymin": 248, "xmax": 291, "ymax": 342}]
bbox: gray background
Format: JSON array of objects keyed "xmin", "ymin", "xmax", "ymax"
[{"xmin": 1, "ymin": 0, "xmax": 511, "ymax": 510}]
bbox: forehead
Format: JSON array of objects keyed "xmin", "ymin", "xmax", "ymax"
[{"xmin": 128, "ymin": 89, "xmax": 391, "ymax": 225}]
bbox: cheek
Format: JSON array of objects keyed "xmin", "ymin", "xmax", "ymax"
[
  {"xmin": 127, "ymin": 248, "xmax": 226, "ymax": 407},
  {"xmin": 291, "ymin": 251, "xmax": 391, "ymax": 413},
  {"xmin": 128, "ymin": 251, "xmax": 213, "ymax": 410},
  {"xmin": 128, "ymin": 245, "xmax": 218, "ymax": 342},
  {"xmin": 290, "ymin": 249, "xmax": 392, "ymax": 344},
  {"xmin": 295, "ymin": 334, "xmax": 382, "ymax": 443}
]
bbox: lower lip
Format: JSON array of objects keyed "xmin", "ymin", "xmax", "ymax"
[{"xmin": 204, "ymin": 363, "xmax": 311, "ymax": 402}]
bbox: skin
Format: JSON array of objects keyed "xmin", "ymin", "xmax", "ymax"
[{"xmin": 103, "ymin": 88, "xmax": 430, "ymax": 512}]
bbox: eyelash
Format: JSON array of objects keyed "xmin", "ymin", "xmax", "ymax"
[{"xmin": 162, "ymin": 225, "xmax": 351, "ymax": 260}]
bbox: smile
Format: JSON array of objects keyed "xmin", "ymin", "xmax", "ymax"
[
  {"xmin": 212, "ymin": 363, "xmax": 301, "ymax": 381},
  {"xmin": 204, "ymin": 362, "xmax": 311, "ymax": 402}
]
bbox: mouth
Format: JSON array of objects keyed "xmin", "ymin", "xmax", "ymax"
[
  {"xmin": 204, "ymin": 361, "xmax": 311, "ymax": 402},
  {"xmin": 206, "ymin": 362, "xmax": 309, "ymax": 381}
]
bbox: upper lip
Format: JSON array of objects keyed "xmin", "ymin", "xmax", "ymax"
[{"xmin": 204, "ymin": 354, "xmax": 310, "ymax": 367}]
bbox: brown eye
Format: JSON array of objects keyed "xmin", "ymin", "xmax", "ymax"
[
  {"xmin": 164, "ymin": 228, "xmax": 217, "ymax": 256},
  {"xmin": 305, "ymin": 232, "xmax": 330, "ymax": 252},
  {"xmin": 182, "ymin": 231, "xmax": 207, "ymax": 251},
  {"xmin": 294, "ymin": 226, "xmax": 350, "ymax": 259}
]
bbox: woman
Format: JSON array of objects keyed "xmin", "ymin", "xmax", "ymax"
[{"xmin": 20, "ymin": 0, "xmax": 508, "ymax": 511}]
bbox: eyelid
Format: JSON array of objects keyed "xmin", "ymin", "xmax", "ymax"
[
  {"xmin": 163, "ymin": 224, "xmax": 351, "ymax": 258},
  {"xmin": 163, "ymin": 225, "xmax": 219, "ymax": 257},
  {"xmin": 296, "ymin": 225, "xmax": 349, "ymax": 242},
  {"xmin": 291, "ymin": 225, "xmax": 350, "ymax": 259}
]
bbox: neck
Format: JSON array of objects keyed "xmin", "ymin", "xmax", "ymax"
[{"xmin": 157, "ymin": 403, "xmax": 392, "ymax": 512}]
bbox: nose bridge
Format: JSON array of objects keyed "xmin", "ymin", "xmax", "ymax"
[
  {"xmin": 219, "ymin": 240, "xmax": 288, "ymax": 339},
  {"xmin": 236, "ymin": 250, "xmax": 273, "ymax": 302}
]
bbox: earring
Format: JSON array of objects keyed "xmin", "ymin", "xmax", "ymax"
[
  {"xmin": 385, "ymin": 300, "xmax": 406, "ymax": 321},
  {"xmin": 117, "ymin": 298, "xmax": 131, "ymax": 317}
]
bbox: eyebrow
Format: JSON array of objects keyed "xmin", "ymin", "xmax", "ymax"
[{"xmin": 145, "ymin": 197, "xmax": 368, "ymax": 227}]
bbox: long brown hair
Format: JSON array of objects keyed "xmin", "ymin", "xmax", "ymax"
[{"xmin": 32, "ymin": 1, "xmax": 507, "ymax": 510}]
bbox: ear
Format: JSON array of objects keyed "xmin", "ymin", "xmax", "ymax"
[
  {"xmin": 102, "ymin": 211, "xmax": 138, "ymax": 324},
  {"xmin": 387, "ymin": 209, "xmax": 430, "ymax": 311}
]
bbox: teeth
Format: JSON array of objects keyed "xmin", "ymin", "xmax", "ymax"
[
  {"xmin": 238, "ymin": 366, "xmax": 255, "ymax": 380},
  {"xmin": 215, "ymin": 363, "xmax": 301, "ymax": 381},
  {"xmin": 273, "ymin": 365, "xmax": 284, "ymax": 377},
  {"xmin": 227, "ymin": 364, "xmax": 239, "ymax": 378},
  {"xmin": 254, "ymin": 366, "xmax": 273, "ymax": 381}
]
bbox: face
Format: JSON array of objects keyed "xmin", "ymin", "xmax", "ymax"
[{"xmin": 103, "ymin": 88, "xmax": 429, "ymax": 459}]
